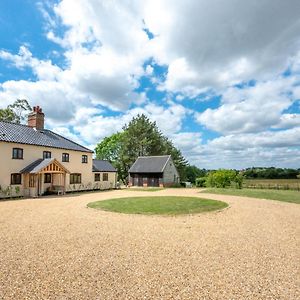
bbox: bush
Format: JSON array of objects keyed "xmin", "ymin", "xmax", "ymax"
[
  {"xmin": 195, "ymin": 177, "xmax": 206, "ymax": 187},
  {"xmin": 170, "ymin": 183, "xmax": 183, "ymax": 188},
  {"xmin": 205, "ymin": 169, "xmax": 244, "ymax": 189}
]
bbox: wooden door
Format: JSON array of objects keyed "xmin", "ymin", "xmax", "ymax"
[{"xmin": 138, "ymin": 176, "xmax": 143, "ymax": 186}]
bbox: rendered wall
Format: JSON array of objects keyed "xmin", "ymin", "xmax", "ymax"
[
  {"xmin": 0, "ymin": 141, "xmax": 94, "ymax": 197},
  {"xmin": 92, "ymin": 172, "xmax": 117, "ymax": 190}
]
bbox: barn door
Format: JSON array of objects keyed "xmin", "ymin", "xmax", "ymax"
[{"xmin": 138, "ymin": 176, "xmax": 143, "ymax": 186}]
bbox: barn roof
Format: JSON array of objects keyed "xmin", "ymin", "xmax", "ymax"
[{"xmin": 129, "ymin": 155, "xmax": 171, "ymax": 173}]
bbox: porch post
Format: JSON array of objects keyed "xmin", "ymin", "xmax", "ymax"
[
  {"xmin": 37, "ymin": 173, "xmax": 40, "ymax": 196},
  {"xmin": 63, "ymin": 173, "xmax": 66, "ymax": 194}
]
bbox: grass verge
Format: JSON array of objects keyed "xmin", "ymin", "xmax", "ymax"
[
  {"xmin": 87, "ymin": 196, "xmax": 228, "ymax": 215},
  {"xmin": 201, "ymin": 188, "xmax": 300, "ymax": 204}
]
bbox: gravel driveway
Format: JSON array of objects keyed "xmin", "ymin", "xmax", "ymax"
[{"xmin": 0, "ymin": 188, "xmax": 299, "ymax": 299}]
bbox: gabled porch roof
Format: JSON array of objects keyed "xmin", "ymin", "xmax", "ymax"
[{"xmin": 20, "ymin": 158, "xmax": 70, "ymax": 174}]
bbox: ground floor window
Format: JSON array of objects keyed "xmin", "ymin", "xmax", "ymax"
[
  {"xmin": 103, "ymin": 173, "xmax": 108, "ymax": 181},
  {"xmin": 70, "ymin": 173, "xmax": 81, "ymax": 184},
  {"xmin": 11, "ymin": 173, "xmax": 22, "ymax": 185},
  {"xmin": 44, "ymin": 173, "xmax": 52, "ymax": 183},
  {"xmin": 94, "ymin": 173, "xmax": 100, "ymax": 181}
]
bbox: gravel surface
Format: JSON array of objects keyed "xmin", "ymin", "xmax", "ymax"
[{"xmin": 0, "ymin": 188, "xmax": 299, "ymax": 299}]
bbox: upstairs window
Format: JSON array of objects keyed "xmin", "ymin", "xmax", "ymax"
[
  {"xmin": 94, "ymin": 173, "xmax": 100, "ymax": 182},
  {"xmin": 82, "ymin": 155, "xmax": 88, "ymax": 164},
  {"xmin": 11, "ymin": 173, "xmax": 22, "ymax": 185},
  {"xmin": 12, "ymin": 148, "xmax": 23, "ymax": 159},
  {"xmin": 103, "ymin": 173, "xmax": 108, "ymax": 181},
  {"xmin": 62, "ymin": 153, "xmax": 70, "ymax": 162},
  {"xmin": 70, "ymin": 173, "xmax": 81, "ymax": 184},
  {"xmin": 43, "ymin": 151, "xmax": 51, "ymax": 159}
]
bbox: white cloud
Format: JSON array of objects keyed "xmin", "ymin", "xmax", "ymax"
[
  {"xmin": 273, "ymin": 113, "xmax": 300, "ymax": 129},
  {"xmin": 174, "ymin": 128, "xmax": 300, "ymax": 169},
  {"xmin": 0, "ymin": 46, "xmax": 61, "ymax": 81},
  {"xmin": 145, "ymin": 0, "xmax": 300, "ymax": 94},
  {"xmin": 196, "ymin": 76, "xmax": 297, "ymax": 133},
  {"xmin": 66, "ymin": 103, "xmax": 189, "ymax": 145},
  {"xmin": 1, "ymin": 0, "xmax": 300, "ymax": 169}
]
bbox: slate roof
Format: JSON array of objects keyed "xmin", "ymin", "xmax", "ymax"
[
  {"xmin": 20, "ymin": 158, "xmax": 70, "ymax": 174},
  {"xmin": 93, "ymin": 160, "xmax": 117, "ymax": 172},
  {"xmin": 0, "ymin": 121, "xmax": 93, "ymax": 153},
  {"xmin": 129, "ymin": 155, "xmax": 171, "ymax": 173}
]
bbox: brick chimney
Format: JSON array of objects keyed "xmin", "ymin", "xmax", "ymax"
[{"xmin": 28, "ymin": 106, "xmax": 45, "ymax": 130}]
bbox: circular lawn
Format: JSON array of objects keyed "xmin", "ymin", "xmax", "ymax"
[{"xmin": 87, "ymin": 196, "xmax": 228, "ymax": 215}]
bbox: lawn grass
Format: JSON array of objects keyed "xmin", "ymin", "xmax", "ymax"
[
  {"xmin": 125, "ymin": 188, "xmax": 164, "ymax": 192},
  {"xmin": 201, "ymin": 188, "xmax": 300, "ymax": 204},
  {"xmin": 87, "ymin": 196, "xmax": 228, "ymax": 215}
]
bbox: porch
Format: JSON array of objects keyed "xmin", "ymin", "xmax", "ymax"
[{"xmin": 20, "ymin": 158, "xmax": 70, "ymax": 197}]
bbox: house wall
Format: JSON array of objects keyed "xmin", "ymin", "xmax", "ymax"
[
  {"xmin": 92, "ymin": 172, "xmax": 117, "ymax": 190},
  {"xmin": 163, "ymin": 158, "xmax": 180, "ymax": 186},
  {"xmin": 0, "ymin": 141, "xmax": 94, "ymax": 197}
]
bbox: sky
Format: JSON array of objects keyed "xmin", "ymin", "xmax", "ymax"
[{"xmin": 0, "ymin": 0, "xmax": 300, "ymax": 169}]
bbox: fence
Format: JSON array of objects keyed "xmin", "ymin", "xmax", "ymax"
[{"xmin": 243, "ymin": 180, "xmax": 300, "ymax": 191}]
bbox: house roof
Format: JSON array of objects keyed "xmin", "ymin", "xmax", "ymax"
[
  {"xmin": 20, "ymin": 158, "xmax": 70, "ymax": 174},
  {"xmin": 129, "ymin": 155, "xmax": 171, "ymax": 173},
  {"xmin": 0, "ymin": 121, "xmax": 93, "ymax": 153},
  {"xmin": 93, "ymin": 160, "xmax": 117, "ymax": 172}
]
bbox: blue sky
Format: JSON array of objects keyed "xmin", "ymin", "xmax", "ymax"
[{"xmin": 0, "ymin": 0, "xmax": 300, "ymax": 169}]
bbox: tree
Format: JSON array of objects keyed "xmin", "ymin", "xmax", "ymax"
[
  {"xmin": 0, "ymin": 99, "xmax": 32, "ymax": 123},
  {"xmin": 185, "ymin": 165, "xmax": 207, "ymax": 183},
  {"xmin": 95, "ymin": 132, "xmax": 124, "ymax": 162},
  {"xmin": 242, "ymin": 167, "xmax": 299, "ymax": 179},
  {"xmin": 95, "ymin": 114, "xmax": 188, "ymax": 184}
]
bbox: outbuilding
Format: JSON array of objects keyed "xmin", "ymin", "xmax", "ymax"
[
  {"xmin": 92, "ymin": 160, "xmax": 117, "ymax": 189},
  {"xmin": 128, "ymin": 155, "xmax": 180, "ymax": 187}
]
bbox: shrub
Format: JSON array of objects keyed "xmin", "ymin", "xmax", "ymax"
[
  {"xmin": 205, "ymin": 169, "xmax": 244, "ymax": 189},
  {"xmin": 170, "ymin": 183, "xmax": 183, "ymax": 188},
  {"xmin": 195, "ymin": 177, "xmax": 206, "ymax": 187}
]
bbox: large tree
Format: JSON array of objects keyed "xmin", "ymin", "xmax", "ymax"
[
  {"xmin": 95, "ymin": 114, "xmax": 188, "ymax": 183},
  {"xmin": 0, "ymin": 99, "xmax": 32, "ymax": 123}
]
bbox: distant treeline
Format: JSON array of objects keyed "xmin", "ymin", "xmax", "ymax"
[
  {"xmin": 241, "ymin": 167, "xmax": 300, "ymax": 179},
  {"xmin": 186, "ymin": 166, "xmax": 300, "ymax": 183}
]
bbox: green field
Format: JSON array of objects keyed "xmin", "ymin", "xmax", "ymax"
[
  {"xmin": 202, "ymin": 188, "xmax": 300, "ymax": 204},
  {"xmin": 87, "ymin": 196, "xmax": 228, "ymax": 215},
  {"xmin": 243, "ymin": 179, "xmax": 300, "ymax": 190}
]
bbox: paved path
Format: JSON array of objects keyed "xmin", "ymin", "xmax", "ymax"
[{"xmin": 0, "ymin": 189, "xmax": 299, "ymax": 299}]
